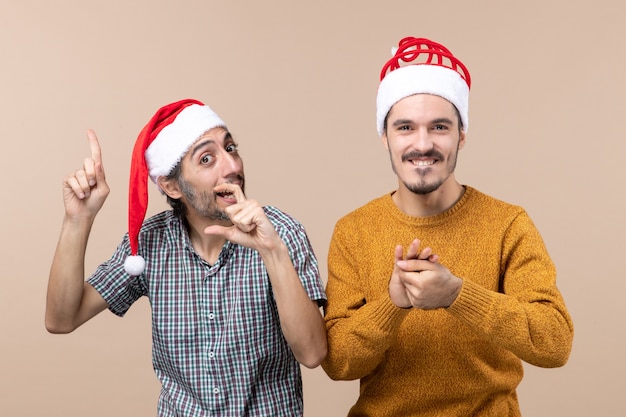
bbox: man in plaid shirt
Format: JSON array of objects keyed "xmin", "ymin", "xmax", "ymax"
[{"xmin": 45, "ymin": 99, "xmax": 327, "ymax": 416}]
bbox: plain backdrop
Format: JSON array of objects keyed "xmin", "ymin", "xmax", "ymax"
[{"xmin": 1, "ymin": 1, "xmax": 624, "ymax": 416}]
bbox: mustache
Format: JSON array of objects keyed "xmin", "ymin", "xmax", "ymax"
[
  {"xmin": 401, "ymin": 150, "xmax": 445, "ymax": 162},
  {"xmin": 214, "ymin": 174, "xmax": 246, "ymax": 195},
  {"xmin": 221, "ymin": 174, "xmax": 245, "ymax": 186}
]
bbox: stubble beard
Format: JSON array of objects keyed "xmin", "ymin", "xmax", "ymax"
[{"xmin": 178, "ymin": 176, "xmax": 245, "ymax": 222}]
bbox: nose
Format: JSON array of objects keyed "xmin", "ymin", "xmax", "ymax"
[
  {"xmin": 219, "ymin": 149, "xmax": 243, "ymax": 178},
  {"xmin": 412, "ymin": 127, "xmax": 434, "ymax": 153}
]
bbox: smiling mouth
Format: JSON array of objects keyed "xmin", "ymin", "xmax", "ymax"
[{"xmin": 409, "ymin": 159, "xmax": 436, "ymax": 167}]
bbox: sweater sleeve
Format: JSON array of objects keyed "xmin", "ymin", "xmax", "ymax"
[
  {"xmin": 321, "ymin": 221, "xmax": 410, "ymax": 381},
  {"xmin": 446, "ymin": 211, "xmax": 574, "ymax": 368}
]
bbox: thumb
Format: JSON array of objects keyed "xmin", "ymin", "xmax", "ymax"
[{"xmin": 204, "ymin": 224, "xmax": 232, "ymax": 239}]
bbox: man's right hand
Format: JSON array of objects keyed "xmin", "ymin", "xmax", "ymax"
[
  {"xmin": 62, "ymin": 129, "xmax": 110, "ymax": 219},
  {"xmin": 46, "ymin": 129, "xmax": 110, "ymax": 334},
  {"xmin": 388, "ymin": 239, "xmax": 439, "ymax": 308}
]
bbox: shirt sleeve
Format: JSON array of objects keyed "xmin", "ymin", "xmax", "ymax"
[
  {"xmin": 446, "ymin": 211, "xmax": 574, "ymax": 368},
  {"xmin": 321, "ymin": 220, "xmax": 410, "ymax": 381},
  {"xmin": 281, "ymin": 221, "xmax": 327, "ymax": 306},
  {"xmin": 87, "ymin": 235, "xmax": 148, "ymax": 317},
  {"xmin": 268, "ymin": 207, "xmax": 326, "ymax": 306}
]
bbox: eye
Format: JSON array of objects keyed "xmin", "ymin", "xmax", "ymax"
[
  {"xmin": 432, "ymin": 124, "xmax": 448, "ymax": 131},
  {"xmin": 226, "ymin": 143, "xmax": 239, "ymax": 153},
  {"xmin": 200, "ymin": 153, "xmax": 214, "ymax": 165},
  {"xmin": 397, "ymin": 125, "xmax": 412, "ymax": 131}
]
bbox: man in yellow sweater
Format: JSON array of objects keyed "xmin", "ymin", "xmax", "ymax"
[{"xmin": 321, "ymin": 37, "xmax": 574, "ymax": 416}]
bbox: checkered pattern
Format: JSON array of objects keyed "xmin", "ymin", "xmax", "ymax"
[{"xmin": 88, "ymin": 207, "xmax": 326, "ymax": 416}]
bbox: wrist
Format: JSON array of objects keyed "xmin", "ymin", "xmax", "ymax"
[
  {"xmin": 257, "ymin": 235, "xmax": 288, "ymax": 261},
  {"xmin": 445, "ymin": 276, "xmax": 463, "ymax": 308}
]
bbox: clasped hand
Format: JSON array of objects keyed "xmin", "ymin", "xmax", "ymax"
[{"xmin": 389, "ymin": 238, "xmax": 462, "ymax": 310}]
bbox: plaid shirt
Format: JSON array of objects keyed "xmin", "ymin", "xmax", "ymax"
[{"xmin": 88, "ymin": 207, "xmax": 326, "ymax": 416}]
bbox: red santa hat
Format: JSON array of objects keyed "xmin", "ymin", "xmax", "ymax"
[
  {"xmin": 124, "ymin": 98, "xmax": 226, "ymax": 275},
  {"xmin": 376, "ymin": 37, "xmax": 471, "ymax": 136}
]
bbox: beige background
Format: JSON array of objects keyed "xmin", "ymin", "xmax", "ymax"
[{"xmin": 1, "ymin": 1, "xmax": 624, "ymax": 416}]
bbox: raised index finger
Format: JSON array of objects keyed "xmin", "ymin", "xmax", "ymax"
[{"xmin": 86, "ymin": 129, "xmax": 103, "ymax": 165}]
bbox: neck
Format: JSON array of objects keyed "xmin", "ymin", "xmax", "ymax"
[
  {"xmin": 392, "ymin": 179, "xmax": 465, "ymax": 217},
  {"xmin": 184, "ymin": 214, "xmax": 230, "ymax": 264}
]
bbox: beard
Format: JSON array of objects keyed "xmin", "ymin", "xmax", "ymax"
[
  {"xmin": 178, "ymin": 176, "xmax": 245, "ymax": 221},
  {"xmin": 390, "ymin": 144, "xmax": 459, "ymax": 195},
  {"xmin": 403, "ymin": 175, "xmax": 446, "ymax": 195}
]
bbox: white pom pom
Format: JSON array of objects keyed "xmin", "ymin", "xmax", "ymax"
[{"xmin": 124, "ymin": 255, "xmax": 146, "ymax": 276}]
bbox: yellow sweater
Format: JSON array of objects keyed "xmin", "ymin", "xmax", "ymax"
[{"xmin": 322, "ymin": 186, "xmax": 573, "ymax": 417}]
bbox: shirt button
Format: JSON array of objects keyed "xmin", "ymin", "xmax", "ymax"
[
  {"xmin": 213, "ymin": 387, "xmax": 220, "ymax": 394},
  {"xmin": 208, "ymin": 312, "xmax": 215, "ymax": 320},
  {"xmin": 208, "ymin": 351, "xmax": 215, "ymax": 358}
]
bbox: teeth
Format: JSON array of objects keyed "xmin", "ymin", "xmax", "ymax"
[{"xmin": 412, "ymin": 160, "xmax": 434, "ymax": 166}]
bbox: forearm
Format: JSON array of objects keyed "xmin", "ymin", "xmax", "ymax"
[
  {"xmin": 322, "ymin": 296, "xmax": 409, "ymax": 380},
  {"xmin": 259, "ymin": 242, "xmax": 327, "ymax": 368},
  {"xmin": 46, "ymin": 216, "xmax": 96, "ymax": 333}
]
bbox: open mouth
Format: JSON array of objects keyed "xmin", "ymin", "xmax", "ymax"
[
  {"xmin": 215, "ymin": 191, "xmax": 236, "ymax": 203},
  {"xmin": 402, "ymin": 151, "xmax": 441, "ymax": 167}
]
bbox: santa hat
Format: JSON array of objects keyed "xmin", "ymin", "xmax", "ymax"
[
  {"xmin": 376, "ymin": 37, "xmax": 471, "ymax": 136},
  {"xmin": 124, "ymin": 98, "xmax": 226, "ymax": 275}
]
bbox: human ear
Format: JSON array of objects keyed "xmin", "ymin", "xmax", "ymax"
[
  {"xmin": 157, "ymin": 176, "xmax": 183, "ymax": 199},
  {"xmin": 458, "ymin": 130, "xmax": 466, "ymax": 150},
  {"xmin": 381, "ymin": 131, "xmax": 390, "ymax": 150}
]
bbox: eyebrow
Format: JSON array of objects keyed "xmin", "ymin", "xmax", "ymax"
[
  {"xmin": 189, "ymin": 131, "xmax": 233, "ymax": 159},
  {"xmin": 430, "ymin": 117, "xmax": 454, "ymax": 125},
  {"xmin": 391, "ymin": 118, "xmax": 414, "ymax": 128},
  {"xmin": 391, "ymin": 117, "xmax": 454, "ymax": 127}
]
